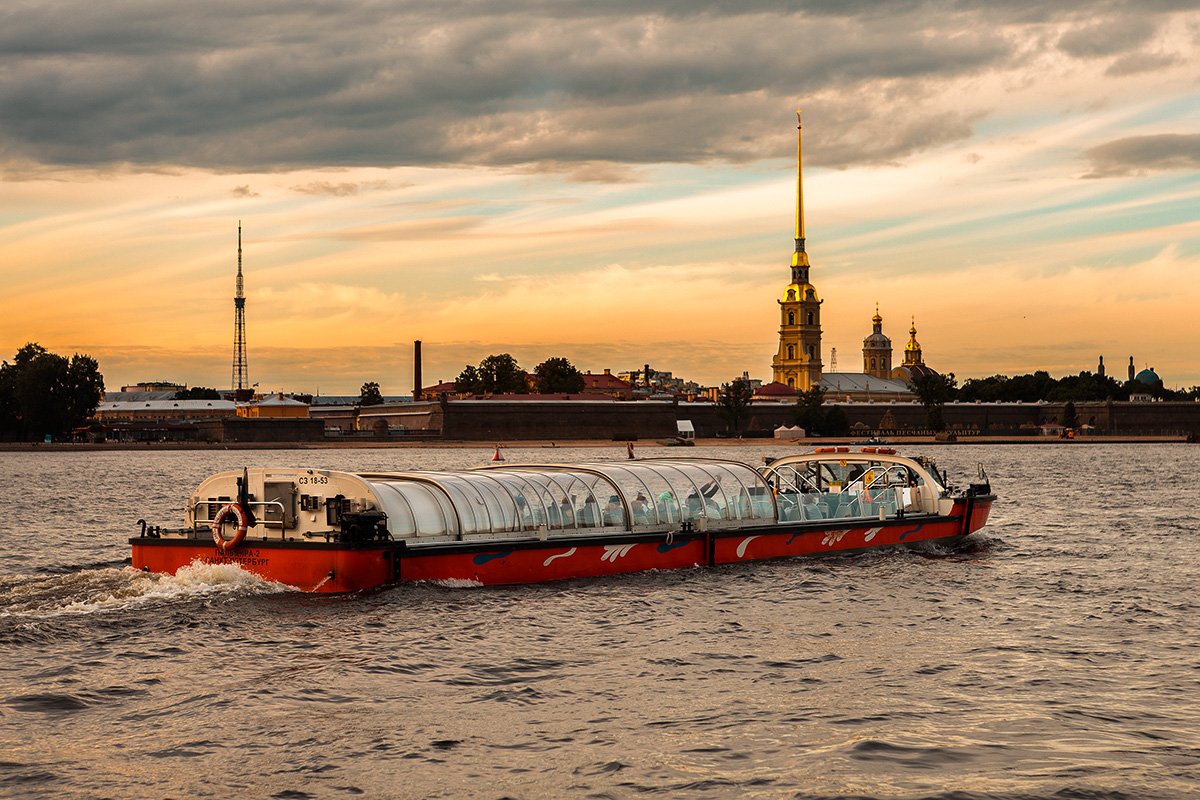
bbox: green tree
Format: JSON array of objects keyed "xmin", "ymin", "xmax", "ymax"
[
  {"xmin": 718, "ymin": 377, "xmax": 754, "ymax": 435},
  {"xmin": 794, "ymin": 386, "xmax": 826, "ymax": 434},
  {"xmin": 455, "ymin": 364, "xmax": 482, "ymax": 394},
  {"xmin": 456, "ymin": 354, "xmax": 528, "ymax": 394},
  {"xmin": 0, "ymin": 343, "xmax": 105, "ymax": 440},
  {"xmin": 794, "ymin": 385, "xmax": 848, "ymax": 436},
  {"xmin": 534, "ymin": 357, "xmax": 585, "ymax": 394},
  {"xmin": 174, "ymin": 386, "xmax": 221, "ymax": 400},
  {"xmin": 359, "ymin": 381, "xmax": 384, "ymax": 406},
  {"xmin": 479, "ymin": 353, "xmax": 528, "ymax": 394},
  {"xmin": 908, "ymin": 372, "xmax": 957, "ymax": 432}
]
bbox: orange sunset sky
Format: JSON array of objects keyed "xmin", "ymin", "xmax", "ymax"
[{"xmin": 2, "ymin": 2, "xmax": 1198, "ymax": 394}]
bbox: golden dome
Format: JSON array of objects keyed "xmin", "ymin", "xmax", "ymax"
[
  {"xmin": 905, "ymin": 317, "xmax": 921, "ymax": 351},
  {"xmin": 780, "ymin": 282, "xmax": 819, "ymax": 303}
]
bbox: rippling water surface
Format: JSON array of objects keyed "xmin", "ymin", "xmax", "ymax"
[{"xmin": 1, "ymin": 443, "xmax": 1197, "ymax": 799}]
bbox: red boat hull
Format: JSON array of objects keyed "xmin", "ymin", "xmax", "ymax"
[
  {"xmin": 130, "ymin": 540, "xmax": 399, "ymax": 593},
  {"xmin": 131, "ymin": 497, "xmax": 993, "ymax": 592}
]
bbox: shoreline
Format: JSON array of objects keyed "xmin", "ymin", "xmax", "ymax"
[{"xmin": 0, "ymin": 434, "xmax": 1191, "ymax": 452}]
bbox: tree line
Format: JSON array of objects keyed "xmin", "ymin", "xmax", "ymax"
[
  {"xmin": 455, "ymin": 354, "xmax": 586, "ymax": 395},
  {"xmin": 0, "ymin": 343, "xmax": 105, "ymax": 441},
  {"xmin": 956, "ymin": 370, "xmax": 1198, "ymax": 403}
]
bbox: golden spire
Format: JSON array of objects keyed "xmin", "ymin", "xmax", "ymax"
[
  {"xmin": 873, "ymin": 302, "xmax": 882, "ymax": 325},
  {"xmin": 792, "ymin": 109, "xmax": 809, "ymax": 270}
]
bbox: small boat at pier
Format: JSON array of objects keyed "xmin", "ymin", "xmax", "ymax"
[{"xmin": 131, "ymin": 449, "xmax": 995, "ymax": 592}]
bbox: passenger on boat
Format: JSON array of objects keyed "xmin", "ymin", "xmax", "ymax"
[
  {"xmin": 559, "ymin": 497, "xmax": 575, "ymax": 528},
  {"xmin": 604, "ymin": 495, "xmax": 625, "ymax": 526},
  {"xmin": 657, "ymin": 491, "xmax": 679, "ymax": 523},
  {"xmin": 630, "ymin": 493, "xmax": 650, "ymax": 524},
  {"xmin": 578, "ymin": 495, "xmax": 601, "ymax": 527},
  {"xmin": 515, "ymin": 495, "xmax": 536, "ymax": 528}
]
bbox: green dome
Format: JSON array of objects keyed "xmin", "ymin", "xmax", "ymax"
[{"xmin": 1134, "ymin": 367, "xmax": 1160, "ymax": 385}]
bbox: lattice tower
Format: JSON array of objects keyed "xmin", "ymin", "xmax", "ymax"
[{"xmin": 232, "ymin": 223, "xmax": 249, "ymax": 391}]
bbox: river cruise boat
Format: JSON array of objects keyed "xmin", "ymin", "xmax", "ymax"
[{"xmin": 131, "ymin": 449, "xmax": 995, "ymax": 593}]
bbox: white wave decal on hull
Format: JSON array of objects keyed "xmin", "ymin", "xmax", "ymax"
[
  {"xmin": 863, "ymin": 527, "xmax": 882, "ymax": 542},
  {"xmin": 600, "ymin": 544, "xmax": 637, "ymax": 562},
  {"xmin": 736, "ymin": 536, "xmax": 759, "ymax": 559},
  {"xmin": 543, "ymin": 548, "xmax": 577, "ymax": 567}
]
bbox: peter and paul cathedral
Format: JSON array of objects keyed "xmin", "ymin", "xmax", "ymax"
[
  {"xmin": 771, "ymin": 111, "xmax": 823, "ymax": 392},
  {"xmin": 767, "ymin": 112, "xmax": 939, "ymax": 402}
]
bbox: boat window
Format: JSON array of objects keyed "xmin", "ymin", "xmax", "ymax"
[
  {"xmin": 457, "ymin": 472, "xmax": 519, "ymax": 532},
  {"xmin": 371, "ymin": 481, "xmax": 454, "ymax": 538},
  {"xmin": 426, "ymin": 475, "xmax": 492, "ymax": 535}
]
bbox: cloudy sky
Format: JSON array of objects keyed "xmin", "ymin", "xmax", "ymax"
[{"xmin": 2, "ymin": 0, "xmax": 1198, "ymax": 393}]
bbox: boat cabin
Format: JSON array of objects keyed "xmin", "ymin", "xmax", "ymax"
[{"xmin": 184, "ymin": 453, "xmax": 950, "ymax": 548}]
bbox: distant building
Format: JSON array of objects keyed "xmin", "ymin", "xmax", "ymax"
[
  {"xmin": 119, "ymin": 381, "xmax": 186, "ymax": 394},
  {"xmin": 94, "ymin": 399, "xmax": 237, "ymax": 422},
  {"xmin": 238, "ymin": 393, "xmax": 310, "ymax": 418},
  {"xmin": 753, "ymin": 381, "xmax": 799, "ymax": 402},
  {"xmin": 890, "ymin": 318, "xmax": 938, "ymax": 383},
  {"xmin": 767, "ymin": 115, "xmax": 937, "ymax": 398},
  {"xmin": 771, "ymin": 112, "xmax": 823, "ymax": 391},
  {"xmin": 819, "ymin": 373, "xmax": 914, "ymax": 403},
  {"xmin": 1135, "ymin": 367, "xmax": 1161, "ymax": 385},
  {"xmin": 582, "ymin": 369, "xmax": 633, "ymax": 399},
  {"xmin": 862, "ymin": 306, "xmax": 892, "ymax": 379}
]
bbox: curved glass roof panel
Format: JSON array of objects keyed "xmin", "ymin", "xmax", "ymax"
[{"xmin": 360, "ymin": 458, "xmax": 773, "ymax": 542}]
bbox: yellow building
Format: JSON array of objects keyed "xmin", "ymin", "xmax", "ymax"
[
  {"xmin": 238, "ymin": 393, "xmax": 310, "ymax": 418},
  {"xmin": 771, "ymin": 111, "xmax": 823, "ymax": 391}
]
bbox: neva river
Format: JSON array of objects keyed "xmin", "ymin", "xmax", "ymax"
[{"xmin": 1, "ymin": 443, "xmax": 1197, "ymax": 799}]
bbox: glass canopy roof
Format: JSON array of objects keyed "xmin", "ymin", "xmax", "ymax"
[{"xmin": 358, "ymin": 458, "xmax": 776, "ymax": 540}]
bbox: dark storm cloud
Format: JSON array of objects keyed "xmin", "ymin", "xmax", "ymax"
[
  {"xmin": 1083, "ymin": 133, "xmax": 1200, "ymax": 177},
  {"xmin": 0, "ymin": 1, "xmax": 1189, "ymax": 174}
]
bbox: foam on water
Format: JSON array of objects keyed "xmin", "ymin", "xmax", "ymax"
[
  {"xmin": 0, "ymin": 560, "xmax": 291, "ymax": 618},
  {"xmin": 429, "ymin": 577, "xmax": 485, "ymax": 589}
]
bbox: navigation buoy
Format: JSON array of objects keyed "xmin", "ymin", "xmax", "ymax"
[
  {"xmin": 492, "ymin": 445, "xmax": 504, "ymax": 462},
  {"xmin": 627, "ymin": 441, "xmax": 635, "ymax": 459}
]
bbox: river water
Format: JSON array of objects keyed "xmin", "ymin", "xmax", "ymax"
[{"xmin": 0, "ymin": 443, "xmax": 1197, "ymax": 799}]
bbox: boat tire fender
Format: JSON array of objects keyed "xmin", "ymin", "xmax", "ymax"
[{"xmin": 212, "ymin": 502, "xmax": 249, "ymax": 552}]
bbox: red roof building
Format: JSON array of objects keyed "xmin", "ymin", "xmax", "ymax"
[
  {"xmin": 753, "ymin": 381, "xmax": 799, "ymax": 401},
  {"xmin": 581, "ymin": 369, "xmax": 633, "ymax": 399}
]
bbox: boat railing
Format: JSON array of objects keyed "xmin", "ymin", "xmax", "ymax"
[{"xmin": 192, "ymin": 499, "xmax": 290, "ymax": 533}]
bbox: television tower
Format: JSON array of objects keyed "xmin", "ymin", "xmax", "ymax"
[{"xmin": 231, "ymin": 223, "xmax": 249, "ymax": 394}]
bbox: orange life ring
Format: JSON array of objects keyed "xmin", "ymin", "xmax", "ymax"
[
  {"xmin": 861, "ymin": 446, "xmax": 878, "ymax": 454},
  {"xmin": 212, "ymin": 502, "xmax": 249, "ymax": 552},
  {"xmin": 813, "ymin": 447, "xmax": 835, "ymax": 453}
]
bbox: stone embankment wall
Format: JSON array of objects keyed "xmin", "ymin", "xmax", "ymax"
[{"xmin": 332, "ymin": 398, "xmax": 1200, "ymax": 441}]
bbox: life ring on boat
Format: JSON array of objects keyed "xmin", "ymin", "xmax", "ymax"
[
  {"xmin": 814, "ymin": 447, "xmax": 837, "ymax": 453},
  {"xmin": 211, "ymin": 502, "xmax": 249, "ymax": 552}
]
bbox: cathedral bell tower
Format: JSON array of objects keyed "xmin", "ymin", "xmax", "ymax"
[
  {"xmin": 862, "ymin": 304, "xmax": 893, "ymax": 378},
  {"xmin": 771, "ymin": 111, "xmax": 823, "ymax": 391}
]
